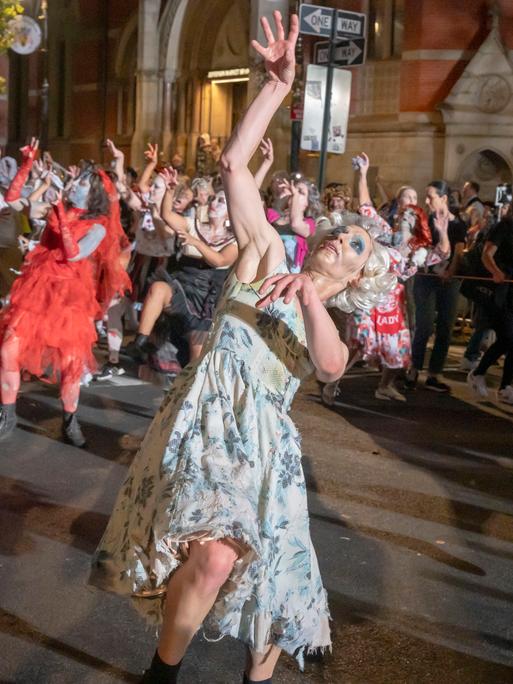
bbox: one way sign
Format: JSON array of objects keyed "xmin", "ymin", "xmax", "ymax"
[
  {"xmin": 314, "ymin": 38, "xmax": 365, "ymax": 67},
  {"xmin": 299, "ymin": 3, "xmax": 334, "ymax": 38}
]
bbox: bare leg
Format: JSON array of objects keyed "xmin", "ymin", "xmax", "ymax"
[
  {"xmin": 138, "ymin": 282, "xmax": 173, "ymax": 336},
  {"xmin": 0, "ymin": 330, "xmax": 21, "ymax": 404},
  {"xmin": 246, "ymin": 645, "xmax": 282, "ymax": 681},
  {"xmin": 157, "ymin": 539, "xmax": 238, "ymax": 665}
]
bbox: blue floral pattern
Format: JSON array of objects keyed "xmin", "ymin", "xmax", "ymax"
[{"xmin": 90, "ymin": 262, "xmax": 331, "ymax": 666}]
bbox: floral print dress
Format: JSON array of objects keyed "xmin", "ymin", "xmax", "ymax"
[{"xmin": 90, "ymin": 262, "xmax": 331, "ymax": 667}]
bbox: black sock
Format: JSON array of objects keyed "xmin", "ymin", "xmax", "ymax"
[
  {"xmin": 63, "ymin": 410, "xmax": 76, "ymax": 423},
  {"xmin": 243, "ymin": 676, "xmax": 272, "ymax": 684},
  {"xmin": 146, "ymin": 650, "xmax": 182, "ymax": 683}
]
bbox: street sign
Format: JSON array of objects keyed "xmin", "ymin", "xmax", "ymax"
[
  {"xmin": 314, "ymin": 38, "xmax": 365, "ymax": 67},
  {"xmin": 299, "ymin": 3, "xmax": 334, "ymax": 38},
  {"xmin": 301, "ymin": 65, "xmax": 352, "ymax": 155},
  {"xmin": 299, "ymin": 4, "xmax": 367, "ymax": 40},
  {"xmin": 336, "ymin": 10, "xmax": 366, "ymax": 39}
]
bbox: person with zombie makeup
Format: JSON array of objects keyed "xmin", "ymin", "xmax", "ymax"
[
  {"xmin": 321, "ymin": 153, "xmax": 450, "ymax": 404},
  {"xmin": 126, "ymin": 168, "xmax": 238, "ymax": 366},
  {"xmin": 0, "ymin": 140, "xmax": 130, "ymax": 446},
  {"xmin": 90, "ymin": 13, "xmax": 395, "ymax": 683}
]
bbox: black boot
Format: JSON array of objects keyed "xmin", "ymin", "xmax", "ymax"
[
  {"xmin": 125, "ymin": 333, "xmax": 152, "ymax": 362},
  {"xmin": 0, "ymin": 403, "xmax": 16, "ymax": 440},
  {"xmin": 243, "ymin": 676, "xmax": 272, "ymax": 684},
  {"xmin": 62, "ymin": 411, "xmax": 87, "ymax": 448},
  {"xmin": 140, "ymin": 650, "xmax": 182, "ymax": 683}
]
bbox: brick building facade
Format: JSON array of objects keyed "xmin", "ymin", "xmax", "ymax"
[{"xmin": 1, "ymin": 0, "xmax": 513, "ymax": 198}]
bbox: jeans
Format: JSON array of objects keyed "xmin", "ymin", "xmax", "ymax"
[
  {"xmin": 474, "ymin": 306, "xmax": 513, "ymax": 389},
  {"xmin": 411, "ymin": 275, "xmax": 461, "ymax": 375},
  {"xmin": 464, "ymin": 304, "xmax": 492, "ymax": 362}
]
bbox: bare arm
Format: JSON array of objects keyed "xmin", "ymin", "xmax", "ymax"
[
  {"xmin": 357, "ymin": 153, "xmax": 372, "ymax": 207},
  {"xmin": 175, "ymin": 231, "xmax": 239, "ymax": 268},
  {"xmin": 257, "ymin": 273, "xmax": 348, "ymax": 382},
  {"xmin": 68, "ymin": 224, "xmax": 106, "ymax": 261},
  {"xmin": 161, "ymin": 187, "xmax": 188, "ymax": 232},
  {"xmin": 253, "ymin": 138, "xmax": 274, "ymax": 190},
  {"xmin": 482, "ymin": 242, "xmax": 506, "ymax": 283},
  {"xmin": 138, "ymin": 143, "xmax": 158, "ymax": 194},
  {"xmin": 220, "ymin": 11, "xmax": 298, "ymax": 281}
]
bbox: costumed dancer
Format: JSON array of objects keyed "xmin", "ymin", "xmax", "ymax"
[
  {"xmin": 0, "ymin": 144, "xmax": 130, "ymax": 446},
  {"xmin": 354, "ymin": 154, "xmax": 450, "ymax": 401},
  {"xmin": 89, "ymin": 12, "xmax": 394, "ymax": 684}
]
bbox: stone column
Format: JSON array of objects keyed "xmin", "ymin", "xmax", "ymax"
[{"xmin": 131, "ymin": 0, "xmax": 162, "ymax": 166}]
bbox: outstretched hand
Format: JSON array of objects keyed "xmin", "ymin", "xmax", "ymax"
[
  {"xmin": 20, "ymin": 137, "xmax": 39, "ymax": 162},
  {"xmin": 251, "ymin": 11, "xmax": 298, "ymax": 87},
  {"xmin": 260, "ymin": 137, "xmax": 274, "ymax": 163},
  {"xmin": 160, "ymin": 166, "xmax": 179, "ymax": 190},
  {"xmin": 105, "ymin": 138, "xmax": 124, "ymax": 160},
  {"xmin": 144, "ymin": 142, "xmax": 159, "ymax": 165},
  {"xmin": 257, "ymin": 272, "xmax": 317, "ymax": 308}
]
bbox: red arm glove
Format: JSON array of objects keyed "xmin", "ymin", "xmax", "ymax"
[
  {"xmin": 54, "ymin": 201, "xmax": 79, "ymax": 259},
  {"xmin": 5, "ymin": 141, "xmax": 38, "ymax": 202}
]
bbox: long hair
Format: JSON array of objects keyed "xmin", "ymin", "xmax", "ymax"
[
  {"xmin": 404, "ymin": 204, "xmax": 432, "ymax": 251},
  {"xmin": 79, "ymin": 161, "xmax": 110, "ymax": 220},
  {"xmin": 326, "ymin": 239, "xmax": 396, "ymax": 313}
]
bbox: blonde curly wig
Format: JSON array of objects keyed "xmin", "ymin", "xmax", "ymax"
[
  {"xmin": 325, "ymin": 239, "xmax": 396, "ymax": 313},
  {"xmin": 309, "ymin": 214, "xmax": 397, "ymax": 313}
]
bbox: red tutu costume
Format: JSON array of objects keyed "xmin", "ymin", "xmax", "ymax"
[{"xmin": 0, "ymin": 169, "xmax": 130, "ymax": 387}]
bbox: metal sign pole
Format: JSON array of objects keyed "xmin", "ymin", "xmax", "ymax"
[{"xmin": 317, "ymin": 11, "xmax": 336, "ymax": 191}]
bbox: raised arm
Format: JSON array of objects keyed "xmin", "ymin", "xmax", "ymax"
[
  {"xmin": 160, "ymin": 169, "xmax": 188, "ymax": 233},
  {"xmin": 357, "ymin": 153, "xmax": 372, "ymax": 207},
  {"xmin": 220, "ymin": 11, "xmax": 298, "ymax": 281},
  {"xmin": 138, "ymin": 143, "xmax": 158, "ymax": 194},
  {"xmin": 254, "ymin": 138, "xmax": 274, "ymax": 190}
]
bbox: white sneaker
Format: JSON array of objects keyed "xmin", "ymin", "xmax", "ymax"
[
  {"xmin": 497, "ymin": 386, "xmax": 513, "ymax": 405},
  {"xmin": 467, "ymin": 370, "xmax": 488, "ymax": 399},
  {"xmin": 459, "ymin": 357, "xmax": 478, "ymax": 371},
  {"xmin": 375, "ymin": 386, "xmax": 407, "ymax": 402}
]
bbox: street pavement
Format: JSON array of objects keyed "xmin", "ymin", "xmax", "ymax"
[{"xmin": 1, "ymin": 346, "xmax": 513, "ymax": 683}]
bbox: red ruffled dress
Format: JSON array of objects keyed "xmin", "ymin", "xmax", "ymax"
[
  {"xmin": 1, "ymin": 153, "xmax": 130, "ymax": 387},
  {"xmin": 0, "ymin": 207, "xmax": 105, "ymax": 384}
]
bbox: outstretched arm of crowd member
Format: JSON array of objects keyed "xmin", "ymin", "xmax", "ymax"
[
  {"xmin": 283, "ymin": 179, "xmax": 311, "ymax": 237},
  {"xmin": 105, "ymin": 139, "xmax": 127, "ymax": 193},
  {"xmin": 174, "ymin": 225, "xmax": 239, "ymax": 268},
  {"xmin": 6, "ymin": 137, "xmax": 39, "ymax": 203},
  {"xmin": 28, "ymin": 171, "xmax": 52, "ymax": 204},
  {"xmin": 254, "ymin": 138, "xmax": 274, "ymax": 190},
  {"xmin": 357, "ymin": 152, "xmax": 372, "ymax": 208},
  {"xmin": 482, "ymin": 242, "xmax": 506, "ymax": 283},
  {"xmin": 220, "ymin": 11, "xmax": 298, "ymax": 280},
  {"xmin": 138, "ymin": 142, "xmax": 158, "ymax": 194},
  {"xmin": 257, "ymin": 272, "xmax": 348, "ymax": 382},
  {"xmin": 160, "ymin": 170, "xmax": 188, "ymax": 233},
  {"xmin": 52, "ymin": 196, "xmax": 105, "ymax": 260}
]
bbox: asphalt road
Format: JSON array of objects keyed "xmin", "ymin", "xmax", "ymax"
[{"xmin": 1, "ymin": 347, "xmax": 513, "ymax": 683}]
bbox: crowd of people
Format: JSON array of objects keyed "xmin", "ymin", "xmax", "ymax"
[
  {"xmin": 1, "ymin": 127, "xmax": 511, "ymax": 430},
  {"xmin": 0, "ymin": 9, "xmax": 512, "ymax": 683}
]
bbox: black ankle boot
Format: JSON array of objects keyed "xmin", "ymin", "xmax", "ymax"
[
  {"xmin": 0, "ymin": 403, "xmax": 16, "ymax": 440},
  {"xmin": 140, "ymin": 650, "xmax": 182, "ymax": 683},
  {"xmin": 243, "ymin": 676, "xmax": 272, "ymax": 684},
  {"xmin": 62, "ymin": 411, "xmax": 87, "ymax": 448}
]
